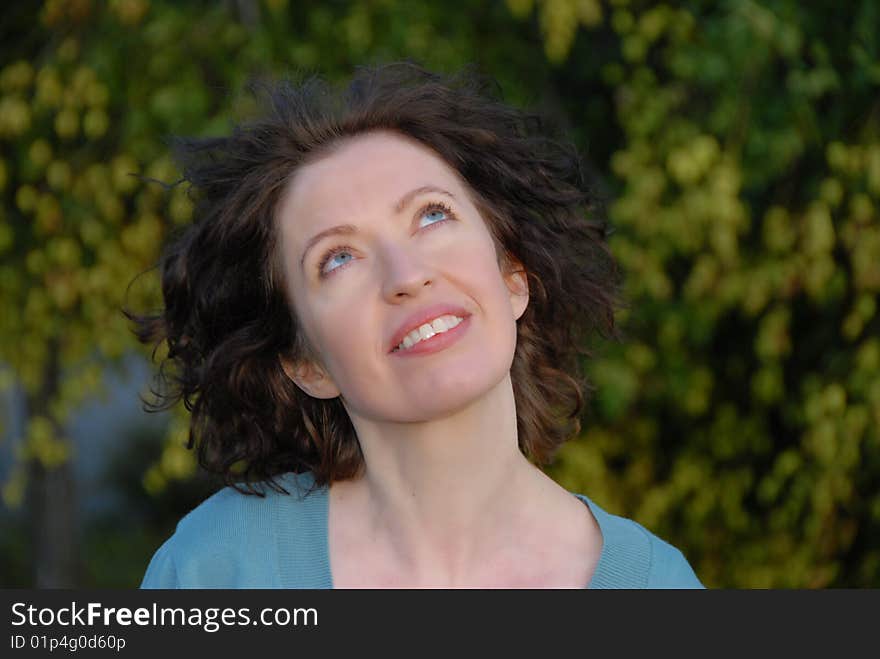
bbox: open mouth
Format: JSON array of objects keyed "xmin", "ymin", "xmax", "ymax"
[
  {"xmin": 391, "ymin": 314, "xmax": 465, "ymax": 352},
  {"xmin": 390, "ymin": 314, "xmax": 471, "ymax": 356}
]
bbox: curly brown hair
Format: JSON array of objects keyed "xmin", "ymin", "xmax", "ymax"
[{"xmin": 125, "ymin": 62, "xmax": 625, "ymax": 496}]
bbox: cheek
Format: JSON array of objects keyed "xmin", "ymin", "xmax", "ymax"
[
  {"xmin": 307, "ymin": 297, "xmax": 384, "ymax": 392},
  {"xmin": 441, "ymin": 225, "xmax": 500, "ymax": 274},
  {"xmin": 311, "ymin": 310, "xmax": 364, "ymax": 372},
  {"xmin": 458, "ymin": 240, "xmax": 510, "ymax": 301},
  {"xmin": 287, "ymin": 283, "xmax": 352, "ymax": 370}
]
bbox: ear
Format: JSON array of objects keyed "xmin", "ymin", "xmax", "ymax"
[
  {"xmin": 279, "ymin": 355, "xmax": 341, "ymax": 400},
  {"xmin": 503, "ymin": 257, "xmax": 529, "ymax": 322}
]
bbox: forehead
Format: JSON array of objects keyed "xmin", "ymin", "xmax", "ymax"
[{"xmin": 280, "ymin": 131, "xmax": 466, "ymax": 231}]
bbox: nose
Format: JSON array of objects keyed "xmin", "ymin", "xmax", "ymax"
[{"xmin": 380, "ymin": 241, "xmax": 434, "ymax": 301}]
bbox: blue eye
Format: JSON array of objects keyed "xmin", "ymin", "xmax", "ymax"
[
  {"xmin": 322, "ymin": 249, "xmax": 354, "ymax": 274},
  {"xmin": 317, "ymin": 201, "xmax": 456, "ymax": 278},
  {"xmin": 319, "ymin": 247, "xmax": 352, "ymax": 276},
  {"xmin": 420, "ymin": 207, "xmax": 448, "ymax": 227}
]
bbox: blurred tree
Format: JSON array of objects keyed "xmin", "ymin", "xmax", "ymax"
[{"xmin": 514, "ymin": 0, "xmax": 880, "ymax": 587}]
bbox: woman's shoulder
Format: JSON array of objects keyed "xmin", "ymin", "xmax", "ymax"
[
  {"xmin": 180, "ymin": 471, "xmax": 319, "ymax": 530},
  {"xmin": 140, "ymin": 471, "xmax": 325, "ymax": 589},
  {"xmin": 573, "ymin": 493, "xmax": 705, "ymax": 589}
]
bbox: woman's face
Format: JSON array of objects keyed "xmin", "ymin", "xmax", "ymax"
[{"xmin": 277, "ymin": 130, "xmax": 528, "ymax": 423}]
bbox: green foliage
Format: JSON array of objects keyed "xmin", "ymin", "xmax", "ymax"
[
  {"xmin": 2, "ymin": 0, "xmax": 877, "ymax": 587},
  {"xmin": 532, "ymin": 0, "xmax": 880, "ymax": 588}
]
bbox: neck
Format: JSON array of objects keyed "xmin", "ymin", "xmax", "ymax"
[{"xmin": 338, "ymin": 373, "xmax": 558, "ymax": 584}]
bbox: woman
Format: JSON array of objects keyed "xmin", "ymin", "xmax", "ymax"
[{"xmin": 132, "ymin": 62, "xmax": 703, "ymax": 588}]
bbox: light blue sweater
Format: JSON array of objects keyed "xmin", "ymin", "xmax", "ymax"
[{"xmin": 140, "ymin": 471, "xmax": 704, "ymax": 589}]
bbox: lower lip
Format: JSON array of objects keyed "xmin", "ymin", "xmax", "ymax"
[{"xmin": 390, "ymin": 316, "xmax": 471, "ymax": 357}]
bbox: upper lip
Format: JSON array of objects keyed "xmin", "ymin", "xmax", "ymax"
[{"xmin": 388, "ymin": 303, "xmax": 471, "ymax": 352}]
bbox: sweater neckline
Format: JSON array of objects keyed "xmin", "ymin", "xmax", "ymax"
[
  {"xmin": 274, "ymin": 471, "xmax": 624, "ymax": 589},
  {"xmin": 573, "ymin": 493, "xmax": 612, "ymax": 589}
]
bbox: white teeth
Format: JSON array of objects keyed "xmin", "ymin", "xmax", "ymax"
[{"xmin": 394, "ymin": 315, "xmax": 464, "ymax": 352}]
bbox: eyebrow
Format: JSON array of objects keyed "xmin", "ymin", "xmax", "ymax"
[{"xmin": 299, "ymin": 185, "xmax": 456, "ymax": 270}]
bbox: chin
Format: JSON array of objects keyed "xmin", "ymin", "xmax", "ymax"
[{"xmin": 398, "ymin": 362, "xmax": 512, "ymax": 421}]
